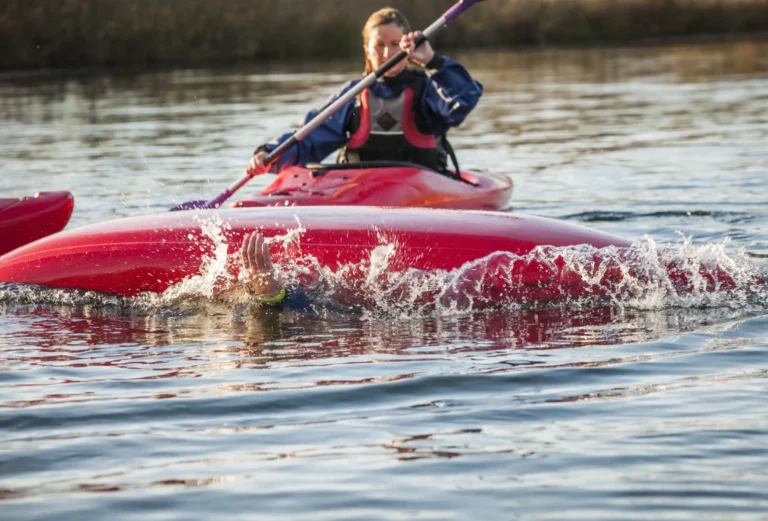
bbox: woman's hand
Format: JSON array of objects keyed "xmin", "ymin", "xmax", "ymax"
[
  {"xmin": 246, "ymin": 151, "xmax": 268, "ymax": 177},
  {"xmin": 240, "ymin": 231, "xmax": 282, "ymax": 299},
  {"xmin": 400, "ymin": 31, "xmax": 435, "ymax": 67}
]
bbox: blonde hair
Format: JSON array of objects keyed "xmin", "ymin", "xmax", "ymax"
[{"xmin": 362, "ymin": 7, "xmax": 412, "ymax": 74}]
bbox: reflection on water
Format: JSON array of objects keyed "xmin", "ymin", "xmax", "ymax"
[
  {"xmin": 0, "ymin": 300, "xmax": 756, "ymax": 393},
  {"xmin": 1, "ymin": 39, "xmax": 768, "ymax": 520},
  {"xmin": 0, "ymin": 303, "xmax": 668, "ymax": 356}
]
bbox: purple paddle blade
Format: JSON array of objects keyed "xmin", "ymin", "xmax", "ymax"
[
  {"xmin": 170, "ymin": 200, "xmax": 209, "ymax": 212},
  {"xmin": 444, "ymin": 0, "xmax": 486, "ymax": 24}
]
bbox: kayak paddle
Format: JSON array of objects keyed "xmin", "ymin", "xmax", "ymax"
[{"xmin": 172, "ymin": 0, "xmax": 487, "ymax": 211}]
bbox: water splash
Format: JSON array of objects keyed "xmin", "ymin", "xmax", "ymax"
[
  {"xmin": 291, "ymin": 233, "xmax": 765, "ymax": 317},
  {"xmin": 195, "ymin": 219, "xmax": 764, "ymax": 317},
  {"xmin": 1, "ymin": 219, "xmax": 765, "ymax": 318},
  {"xmin": 140, "ymin": 214, "xmax": 309, "ymax": 310},
  {"xmin": 152, "ymin": 214, "xmax": 235, "ymax": 303}
]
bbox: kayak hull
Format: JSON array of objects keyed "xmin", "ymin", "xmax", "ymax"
[
  {"xmin": 232, "ymin": 164, "xmax": 513, "ymax": 210},
  {"xmin": 0, "ymin": 207, "xmax": 631, "ymax": 304},
  {"xmin": 0, "ymin": 191, "xmax": 74, "ymax": 256}
]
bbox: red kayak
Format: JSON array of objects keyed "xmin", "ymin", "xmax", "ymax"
[
  {"xmin": 1, "ymin": 207, "xmax": 751, "ymax": 307},
  {"xmin": 0, "ymin": 191, "xmax": 74, "ymax": 256},
  {"xmin": 232, "ymin": 162, "xmax": 512, "ymax": 210},
  {"xmin": 0, "ymin": 207, "xmax": 631, "ymax": 303}
]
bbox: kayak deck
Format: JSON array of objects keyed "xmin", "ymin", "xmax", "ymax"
[{"xmin": 232, "ymin": 162, "xmax": 513, "ymax": 210}]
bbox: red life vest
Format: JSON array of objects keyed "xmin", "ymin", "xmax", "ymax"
[
  {"xmin": 347, "ymin": 87, "xmax": 437, "ymax": 149},
  {"xmin": 339, "ymin": 73, "xmax": 448, "ymax": 172}
]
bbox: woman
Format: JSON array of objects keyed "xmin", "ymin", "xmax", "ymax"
[{"xmin": 246, "ymin": 7, "xmax": 483, "ymax": 177}]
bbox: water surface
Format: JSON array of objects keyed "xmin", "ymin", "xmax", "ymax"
[{"xmin": 1, "ymin": 39, "xmax": 768, "ymax": 520}]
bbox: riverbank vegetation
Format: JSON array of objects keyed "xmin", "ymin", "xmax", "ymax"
[{"xmin": 2, "ymin": 0, "xmax": 768, "ymax": 70}]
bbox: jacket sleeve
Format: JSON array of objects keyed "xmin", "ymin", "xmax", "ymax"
[
  {"xmin": 256, "ymin": 81, "xmax": 359, "ymax": 173},
  {"xmin": 419, "ymin": 55, "xmax": 484, "ymax": 134},
  {"xmin": 267, "ymin": 285, "xmax": 319, "ymax": 314}
]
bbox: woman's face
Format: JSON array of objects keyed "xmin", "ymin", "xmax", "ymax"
[{"xmin": 365, "ymin": 23, "xmax": 406, "ymax": 76}]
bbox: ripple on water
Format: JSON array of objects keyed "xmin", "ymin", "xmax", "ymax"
[{"xmin": 2, "ymin": 40, "xmax": 768, "ymax": 520}]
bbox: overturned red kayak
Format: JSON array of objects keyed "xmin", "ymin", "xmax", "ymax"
[
  {"xmin": 3, "ymin": 206, "xmax": 755, "ymax": 308},
  {"xmin": 0, "ymin": 207, "xmax": 633, "ymax": 303},
  {"xmin": 232, "ymin": 162, "xmax": 512, "ymax": 210},
  {"xmin": 0, "ymin": 191, "xmax": 74, "ymax": 256}
]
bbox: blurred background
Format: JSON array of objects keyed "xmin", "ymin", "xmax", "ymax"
[{"xmin": 3, "ymin": 0, "xmax": 768, "ymax": 70}]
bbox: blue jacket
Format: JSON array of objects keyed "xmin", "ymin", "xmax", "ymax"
[
  {"xmin": 262, "ymin": 285, "xmax": 328, "ymax": 316},
  {"xmin": 258, "ymin": 55, "xmax": 483, "ymax": 172}
]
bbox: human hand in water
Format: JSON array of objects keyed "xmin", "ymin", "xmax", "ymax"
[
  {"xmin": 240, "ymin": 232, "xmax": 282, "ymax": 299},
  {"xmin": 246, "ymin": 151, "xmax": 268, "ymax": 177},
  {"xmin": 400, "ymin": 31, "xmax": 435, "ymax": 67}
]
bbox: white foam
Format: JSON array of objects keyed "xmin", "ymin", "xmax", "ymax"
[{"xmin": 1, "ymin": 221, "xmax": 765, "ymax": 318}]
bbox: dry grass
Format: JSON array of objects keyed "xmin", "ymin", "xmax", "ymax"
[{"xmin": 2, "ymin": 0, "xmax": 767, "ymax": 69}]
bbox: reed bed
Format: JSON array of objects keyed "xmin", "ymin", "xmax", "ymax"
[{"xmin": 2, "ymin": 0, "xmax": 767, "ymax": 69}]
